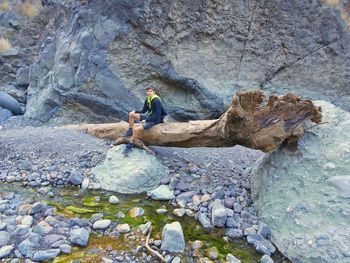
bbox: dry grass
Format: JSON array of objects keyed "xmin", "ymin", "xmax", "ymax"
[
  {"xmin": 19, "ymin": 0, "xmax": 42, "ymax": 17},
  {"xmin": 0, "ymin": 0, "xmax": 10, "ymax": 11},
  {"xmin": 0, "ymin": 38, "xmax": 11, "ymax": 52}
]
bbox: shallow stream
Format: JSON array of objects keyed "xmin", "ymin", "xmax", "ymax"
[{"xmin": 0, "ymin": 183, "xmax": 289, "ymax": 263}]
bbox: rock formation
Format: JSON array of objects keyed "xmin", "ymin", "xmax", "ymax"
[
  {"xmin": 251, "ymin": 100, "xmax": 350, "ymax": 263},
  {"xmin": 1, "ymin": 0, "xmax": 349, "ymax": 124}
]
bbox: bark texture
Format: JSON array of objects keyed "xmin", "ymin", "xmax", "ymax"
[{"xmin": 66, "ymin": 90, "xmax": 322, "ymax": 152}]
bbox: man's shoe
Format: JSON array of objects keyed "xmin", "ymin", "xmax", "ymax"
[
  {"xmin": 123, "ymin": 128, "xmax": 133, "ymax": 137},
  {"xmin": 122, "ymin": 143, "xmax": 134, "ymax": 156}
]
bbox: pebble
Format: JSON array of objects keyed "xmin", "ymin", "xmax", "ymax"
[
  {"xmin": 93, "ymin": 219, "xmax": 112, "ymax": 230},
  {"xmin": 116, "ymin": 224, "xmax": 130, "ymax": 233},
  {"xmin": 109, "ymin": 196, "xmax": 120, "ymax": 204}
]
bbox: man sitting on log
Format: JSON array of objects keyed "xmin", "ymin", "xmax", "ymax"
[{"xmin": 122, "ymin": 86, "xmax": 167, "ymax": 155}]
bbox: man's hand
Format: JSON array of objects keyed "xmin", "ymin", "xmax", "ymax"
[{"xmin": 130, "ymin": 111, "xmax": 136, "ymax": 117}]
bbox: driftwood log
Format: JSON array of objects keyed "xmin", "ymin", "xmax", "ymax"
[{"xmin": 66, "ymin": 90, "xmax": 322, "ymax": 152}]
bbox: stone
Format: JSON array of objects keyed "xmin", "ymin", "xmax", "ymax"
[
  {"xmin": 128, "ymin": 207, "xmax": 144, "ymax": 218},
  {"xmin": 116, "ymin": 223, "xmax": 130, "ymax": 233},
  {"xmin": 257, "ymin": 222, "xmax": 270, "ymax": 238},
  {"xmin": 211, "ymin": 200, "xmax": 227, "ymax": 227},
  {"xmin": 198, "ymin": 213, "xmax": 213, "ymax": 229},
  {"xmin": 149, "ymin": 185, "xmax": 175, "ymax": 200},
  {"xmin": 59, "ymin": 244, "xmax": 72, "ymax": 254},
  {"xmin": 244, "ymin": 227, "xmax": 256, "ymax": 236},
  {"xmin": 102, "ymin": 257, "xmax": 114, "ymax": 263},
  {"xmin": 33, "ymin": 221, "xmax": 52, "ymax": 234},
  {"xmin": 21, "ymin": 215, "xmax": 34, "ymax": 227},
  {"xmin": 70, "ymin": 228, "xmax": 89, "ymax": 247},
  {"xmin": 138, "ymin": 222, "xmax": 152, "ymax": 235},
  {"xmin": 0, "ymin": 49, "xmax": 18, "ymax": 57},
  {"xmin": 29, "ymin": 202, "xmax": 46, "ymax": 215},
  {"xmin": 226, "ymin": 229, "xmax": 243, "ymax": 239},
  {"xmin": 176, "ymin": 191, "xmax": 197, "ymax": 204},
  {"xmin": 205, "ymin": 247, "xmax": 219, "ymax": 260},
  {"xmin": 0, "ymin": 91, "xmax": 22, "ymax": 115},
  {"xmin": 156, "ymin": 208, "xmax": 167, "ymax": 214},
  {"xmin": 32, "ymin": 249, "xmax": 60, "ymax": 261},
  {"xmin": 43, "ymin": 234, "xmax": 64, "ymax": 246},
  {"xmin": 226, "ymin": 253, "xmax": 241, "ymax": 263},
  {"xmin": 16, "ymin": 67, "xmax": 30, "ymax": 86},
  {"xmin": 175, "ymin": 180, "xmax": 190, "ymax": 191},
  {"xmin": 251, "ymin": 101, "xmax": 350, "ymax": 262},
  {"xmin": 18, "ymin": 234, "xmax": 41, "ymax": 257},
  {"xmin": 261, "ymin": 255, "xmax": 274, "ymax": 263},
  {"xmin": 201, "ymin": 194, "xmax": 211, "ymax": 203},
  {"xmin": 0, "ymin": 245, "xmax": 14, "ymax": 258},
  {"xmin": 108, "ymin": 195, "xmax": 120, "ymax": 204},
  {"xmin": 326, "ymin": 176, "xmax": 350, "ymax": 198},
  {"xmin": 0, "ymin": 231, "xmax": 10, "ymax": 247},
  {"xmin": 171, "ymin": 256, "xmax": 181, "ymax": 263},
  {"xmin": 192, "ymin": 240, "xmax": 204, "ymax": 250},
  {"xmin": 226, "ymin": 218, "xmax": 238, "ymax": 228},
  {"xmin": 68, "ymin": 170, "xmax": 84, "ymax": 185},
  {"xmin": 0, "ymin": 107, "xmax": 12, "ymax": 123},
  {"xmin": 92, "ymin": 146, "xmax": 169, "ymax": 194},
  {"xmin": 161, "ymin": 222, "xmax": 185, "ymax": 253},
  {"xmin": 173, "ymin": 208, "xmax": 186, "ymax": 217},
  {"xmin": 192, "ymin": 195, "xmax": 201, "ymax": 206},
  {"xmin": 81, "ymin": 177, "xmax": 90, "ymax": 190},
  {"xmin": 233, "ymin": 203, "xmax": 242, "ymax": 213},
  {"xmin": 93, "ymin": 219, "xmax": 112, "ymax": 230}
]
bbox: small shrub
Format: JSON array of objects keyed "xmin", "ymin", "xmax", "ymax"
[
  {"xmin": 0, "ymin": 0, "xmax": 10, "ymax": 11},
  {"xmin": 19, "ymin": 0, "xmax": 42, "ymax": 17},
  {"xmin": 0, "ymin": 38, "xmax": 11, "ymax": 52}
]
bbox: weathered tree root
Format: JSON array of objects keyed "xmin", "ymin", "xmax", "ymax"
[
  {"xmin": 145, "ymin": 224, "xmax": 165, "ymax": 262},
  {"xmin": 66, "ymin": 90, "xmax": 322, "ymax": 152}
]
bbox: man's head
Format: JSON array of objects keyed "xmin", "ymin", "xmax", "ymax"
[{"xmin": 146, "ymin": 86, "xmax": 155, "ymax": 97}]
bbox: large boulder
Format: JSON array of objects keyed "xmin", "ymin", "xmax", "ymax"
[
  {"xmin": 160, "ymin": 222, "xmax": 185, "ymax": 253},
  {"xmin": 0, "ymin": 91, "xmax": 22, "ymax": 115},
  {"xmin": 251, "ymin": 101, "xmax": 350, "ymax": 263},
  {"xmin": 91, "ymin": 145, "xmax": 169, "ymax": 194}
]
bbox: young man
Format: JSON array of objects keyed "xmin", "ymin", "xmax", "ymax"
[{"xmin": 122, "ymin": 86, "xmax": 167, "ymax": 155}]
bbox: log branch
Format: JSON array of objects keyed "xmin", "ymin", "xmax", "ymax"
[
  {"xmin": 64, "ymin": 90, "xmax": 322, "ymax": 152},
  {"xmin": 145, "ymin": 225, "xmax": 166, "ymax": 262}
]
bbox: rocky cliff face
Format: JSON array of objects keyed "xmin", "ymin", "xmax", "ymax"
[{"xmin": 0, "ymin": 0, "xmax": 349, "ymax": 124}]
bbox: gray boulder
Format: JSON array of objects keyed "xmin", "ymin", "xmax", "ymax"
[
  {"xmin": 0, "ymin": 231, "xmax": 10, "ymax": 247},
  {"xmin": 0, "ymin": 107, "xmax": 12, "ymax": 123},
  {"xmin": 92, "ymin": 145, "xmax": 169, "ymax": 194},
  {"xmin": 70, "ymin": 228, "xmax": 89, "ymax": 247},
  {"xmin": 148, "ymin": 185, "xmax": 174, "ymax": 200},
  {"xmin": 0, "ymin": 91, "xmax": 22, "ymax": 115},
  {"xmin": 68, "ymin": 170, "xmax": 84, "ymax": 185},
  {"xmin": 92, "ymin": 219, "xmax": 111, "ymax": 230},
  {"xmin": 261, "ymin": 255, "xmax": 274, "ymax": 263},
  {"xmin": 16, "ymin": 67, "xmax": 30, "ymax": 86},
  {"xmin": 0, "ymin": 245, "xmax": 14, "ymax": 258},
  {"xmin": 32, "ymin": 249, "xmax": 60, "ymax": 261},
  {"xmin": 198, "ymin": 213, "xmax": 213, "ymax": 229},
  {"xmin": 160, "ymin": 222, "xmax": 185, "ymax": 253},
  {"xmin": 211, "ymin": 200, "xmax": 227, "ymax": 227},
  {"xmin": 251, "ymin": 101, "xmax": 350, "ymax": 263}
]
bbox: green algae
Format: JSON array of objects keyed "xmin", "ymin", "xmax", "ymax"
[{"xmin": 66, "ymin": 206, "xmax": 96, "ymax": 214}]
